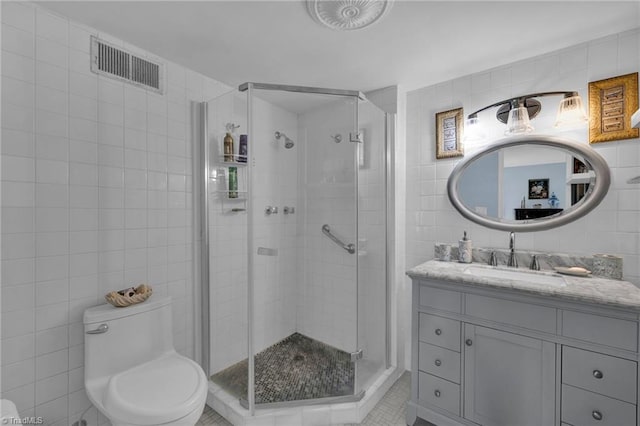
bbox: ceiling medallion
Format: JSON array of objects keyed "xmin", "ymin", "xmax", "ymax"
[{"xmin": 306, "ymin": 0, "xmax": 393, "ymax": 31}]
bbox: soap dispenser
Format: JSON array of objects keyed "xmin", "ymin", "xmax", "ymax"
[{"xmin": 459, "ymin": 231, "xmax": 472, "ymax": 263}]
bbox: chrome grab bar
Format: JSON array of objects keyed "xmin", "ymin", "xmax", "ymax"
[
  {"xmin": 86, "ymin": 324, "xmax": 109, "ymax": 334},
  {"xmin": 321, "ymin": 224, "xmax": 355, "ymax": 254}
]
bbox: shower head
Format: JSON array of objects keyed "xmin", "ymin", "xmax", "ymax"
[{"xmin": 275, "ymin": 131, "xmax": 294, "ymax": 149}]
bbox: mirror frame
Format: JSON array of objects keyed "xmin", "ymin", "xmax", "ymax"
[{"xmin": 447, "ymin": 135, "xmax": 611, "ymax": 232}]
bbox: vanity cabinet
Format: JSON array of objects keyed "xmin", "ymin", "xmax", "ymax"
[
  {"xmin": 407, "ymin": 278, "xmax": 640, "ymax": 426},
  {"xmin": 463, "ymin": 325, "xmax": 555, "ymax": 426}
]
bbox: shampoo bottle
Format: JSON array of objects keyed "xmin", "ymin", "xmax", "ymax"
[
  {"xmin": 238, "ymin": 134, "xmax": 248, "ymax": 163},
  {"xmin": 224, "ymin": 132, "xmax": 234, "ymax": 162},
  {"xmin": 458, "ymin": 231, "xmax": 472, "ymax": 263},
  {"xmin": 228, "ymin": 167, "xmax": 238, "ymax": 198}
]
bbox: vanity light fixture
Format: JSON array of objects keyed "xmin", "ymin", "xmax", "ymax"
[{"xmin": 464, "ymin": 91, "xmax": 588, "ymax": 141}]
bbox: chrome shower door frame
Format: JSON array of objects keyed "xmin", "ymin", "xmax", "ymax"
[{"xmin": 200, "ymin": 82, "xmax": 392, "ymax": 415}]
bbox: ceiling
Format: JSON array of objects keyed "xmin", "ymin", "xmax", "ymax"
[{"xmin": 38, "ymin": 1, "xmax": 640, "ymax": 96}]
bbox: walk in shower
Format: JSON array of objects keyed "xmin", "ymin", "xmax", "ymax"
[{"xmin": 198, "ymin": 83, "xmax": 392, "ymax": 418}]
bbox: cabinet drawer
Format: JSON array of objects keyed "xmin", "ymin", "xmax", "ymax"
[
  {"xmin": 562, "ymin": 346, "xmax": 637, "ymax": 404},
  {"xmin": 418, "ymin": 372, "xmax": 460, "ymax": 416},
  {"xmin": 562, "ymin": 310, "xmax": 637, "ymax": 351},
  {"xmin": 419, "ymin": 342, "xmax": 460, "ymax": 384},
  {"xmin": 419, "ymin": 285, "xmax": 461, "ymax": 313},
  {"xmin": 419, "ymin": 313, "xmax": 461, "ymax": 352},
  {"xmin": 465, "ymin": 294, "xmax": 556, "ymax": 334},
  {"xmin": 562, "ymin": 384, "xmax": 636, "ymax": 426}
]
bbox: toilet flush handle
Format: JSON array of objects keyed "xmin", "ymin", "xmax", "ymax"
[{"xmin": 86, "ymin": 323, "xmax": 109, "ymax": 334}]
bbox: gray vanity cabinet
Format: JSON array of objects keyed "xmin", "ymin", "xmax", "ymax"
[
  {"xmin": 407, "ymin": 277, "xmax": 640, "ymax": 426},
  {"xmin": 463, "ymin": 324, "xmax": 556, "ymax": 426}
]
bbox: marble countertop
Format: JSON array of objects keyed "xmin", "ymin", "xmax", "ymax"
[{"xmin": 408, "ymin": 260, "xmax": 640, "ymax": 312}]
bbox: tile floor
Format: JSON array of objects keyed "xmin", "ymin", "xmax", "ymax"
[{"xmin": 196, "ymin": 371, "xmax": 433, "ymax": 426}]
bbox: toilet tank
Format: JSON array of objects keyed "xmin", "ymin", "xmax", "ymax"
[{"xmin": 84, "ymin": 296, "xmax": 174, "ymax": 382}]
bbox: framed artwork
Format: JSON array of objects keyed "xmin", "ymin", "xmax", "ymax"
[
  {"xmin": 528, "ymin": 179, "xmax": 549, "ymax": 199},
  {"xmin": 573, "ymin": 157, "xmax": 588, "ymax": 174},
  {"xmin": 588, "ymin": 72, "xmax": 639, "ymax": 144},
  {"xmin": 436, "ymin": 107, "xmax": 464, "ymax": 159}
]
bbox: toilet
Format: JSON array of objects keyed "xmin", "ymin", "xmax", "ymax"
[{"xmin": 84, "ymin": 296, "xmax": 207, "ymax": 426}]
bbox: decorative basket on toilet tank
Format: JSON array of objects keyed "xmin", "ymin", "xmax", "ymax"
[{"xmin": 105, "ymin": 284, "xmax": 153, "ymax": 307}]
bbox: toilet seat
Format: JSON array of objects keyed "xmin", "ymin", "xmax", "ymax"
[{"xmin": 103, "ymin": 352, "xmax": 207, "ymax": 425}]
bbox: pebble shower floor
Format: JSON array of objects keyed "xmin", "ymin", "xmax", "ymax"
[{"xmin": 211, "ymin": 333, "xmax": 354, "ymax": 403}]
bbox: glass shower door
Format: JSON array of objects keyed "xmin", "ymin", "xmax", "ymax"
[
  {"xmin": 246, "ymin": 86, "xmax": 360, "ymax": 409},
  {"xmin": 356, "ymin": 99, "xmax": 389, "ymax": 394}
]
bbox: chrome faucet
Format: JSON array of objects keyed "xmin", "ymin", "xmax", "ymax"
[
  {"xmin": 529, "ymin": 254, "xmax": 540, "ymax": 271},
  {"xmin": 508, "ymin": 232, "xmax": 518, "ymax": 267}
]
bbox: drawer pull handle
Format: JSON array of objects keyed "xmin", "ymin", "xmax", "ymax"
[
  {"xmin": 593, "ymin": 369, "xmax": 604, "ymax": 379},
  {"xmin": 435, "ymin": 329, "xmax": 442, "ymax": 335},
  {"xmin": 466, "ymin": 339, "xmax": 473, "ymax": 346},
  {"xmin": 592, "ymin": 410, "xmax": 603, "ymax": 421},
  {"xmin": 434, "ymin": 390, "xmax": 441, "ymax": 398},
  {"xmin": 434, "ymin": 359, "xmax": 442, "ymax": 367}
]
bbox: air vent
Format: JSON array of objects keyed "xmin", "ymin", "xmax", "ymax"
[{"xmin": 90, "ymin": 36, "xmax": 163, "ymax": 94}]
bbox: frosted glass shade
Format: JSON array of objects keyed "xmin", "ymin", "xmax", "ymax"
[
  {"xmin": 505, "ymin": 106, "xmax": 534, "ymax": 135},
  {"xmin": 554, "ymin": 95, "xmax": 588, "ymax": 127},
  {"xmin": 463, "ymin": 117, "xmax": 485, "ymax": 142}
]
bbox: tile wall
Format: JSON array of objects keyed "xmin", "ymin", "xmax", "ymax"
[
  {"xmin": 1, "ymin": 2, "xmax": 230, "ymax": 424},
  {"xmin": 405, "ymin": 29, "xmax": 640, "ymax": 283}
]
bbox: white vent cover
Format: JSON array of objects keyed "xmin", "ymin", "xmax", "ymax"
[{"xmin": 90, "ymin": 36, "xmax": 163, "ymax": 94}]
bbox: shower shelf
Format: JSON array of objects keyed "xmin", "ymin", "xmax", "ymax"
[
  {"xmin": 213, "ymin": 190, "xmax": 248, "ymax": 199},
  {"xmin": 217, "ymin": 159, "xmax": 248, "ymax": 166}
]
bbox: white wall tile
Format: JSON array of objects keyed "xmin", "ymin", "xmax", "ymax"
[
  {"xmin": 36, "ymin": 232, "xmax": 69, "ymax": 257},
  {"xmin": 35, "ymin": 8, "xmax": 68, "ymax": 45},
  {"xmin": 70, "ymin": 71, "xmax": 97, "ymax": 98},
  {"xmin": 69, "ymin": 23, "xmax": 94, "ymax": 53},
  {"xmin": 1, "ymin": 50, "xmax": 35, "ymax": 83},
  {"xmin": 2, "ymin": 155, "xmax": 35, "ymax": 182},
  {"xmin": 35, "ymin": 372, "xmax": 68, "ymax": 405},
  {"xmin": 2, "ymin": 207, "xmax": 35, "ymax": 234},
  {"xmin": 2, "ymin": 2, "xmax": 35, "ymax": 33},
  {"xmin": 2, "ymin": 334, "xmax": 36, "ymax": 366},
  {"xmin": 2, "ymin": 309, "xmax": 35, "ymax": 339},
  {"xmin": 2, "ymin": 128, "xmax": 35, "ymax": 158},
  {"xmin": 2, "ymin": 103, "xmax": 35, "ymax": 133},
  {"xmin": 36, "ymin": 134, "xmax": 68, "ymax": 162},
  {"xmin": 36, "ymin": 36, "xmax": 68, "ymax": 69},
  {"xmin": 35, "ymin": 61, "xmax": 67, "ymax": 92},
  {"xmin": 35, "ymin": 183, "xmax": 68, "ymax": 208},
  {"xmin": 35, "ymin": 109, "xmax": 68, "ymax": 138},
  {"xmin": 2, "ymin": 181, "xmax": 35, "ymax": 207},
  {"xmin": 70, "ymin": 94, "xmax": 97, "ymax": 121},
  {"xmin": 2, "ymin": 258, "xmax": 36, "ymax": 287},
  {"xmin": 2, "ymin": 76, "xmax": 35, "ymax": 108},
  {"xmin": 2, "ymin": 283, "xmax": 35, "ymax": 312},
  {"xmin": 2, "ymin": 358, "xmax": 35, "ymax": 392},
  {"xmin": 36, "ymin": 159, "xmax": 68, "ymax": 184},
  {"xmin": 35, "ymin": 325, "xmax": 68, "ymax": 356}
]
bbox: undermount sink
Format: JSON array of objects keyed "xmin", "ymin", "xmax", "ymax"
[{"xmin": 464, "ymin": 265, "xmax": 566, "ymax": 286}]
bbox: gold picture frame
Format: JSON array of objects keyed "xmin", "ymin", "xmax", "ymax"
[
  {"xmin": 588, "ymin": 72, "xmax": 639, "ymax": 144},
  {"xmin": 436, "ymin": 107, "xmax": 464, "ymax": 159}
]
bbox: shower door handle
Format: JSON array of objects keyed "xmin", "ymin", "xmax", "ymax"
[{"xmin": 322, "ymin": 224, "xmax": 355, "ymax": 254}]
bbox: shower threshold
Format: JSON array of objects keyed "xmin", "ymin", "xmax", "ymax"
[{"xmin": 210, "ymin": 333, "xmax": 356, "ymax": 405}]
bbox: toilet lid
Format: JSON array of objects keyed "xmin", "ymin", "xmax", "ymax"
[{"xmin": 104, "ymin": 353, "xmax": 206, "ymax": 425}]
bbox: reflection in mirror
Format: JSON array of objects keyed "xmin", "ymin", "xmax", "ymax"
[{"xmin": 448, "ymin": 136, "xmax": 610, "ymax": 232}]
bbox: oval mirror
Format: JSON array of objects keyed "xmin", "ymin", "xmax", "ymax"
[{"xmin": 447, "ymin": 135, "xmax": 611, "ymax": 232}]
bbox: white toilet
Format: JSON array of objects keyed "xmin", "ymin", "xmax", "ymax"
[{"xmin": 84, "ymin": 296, "xmax": 207, "ymax": 426}]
